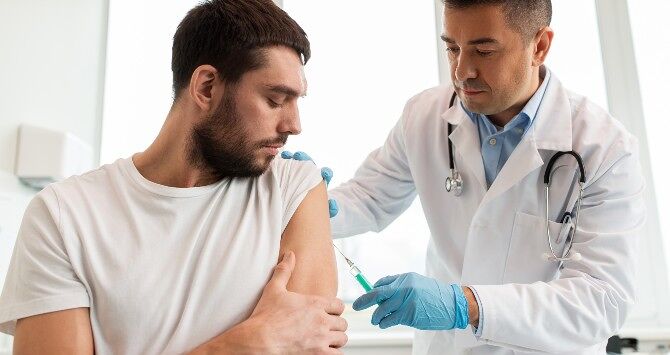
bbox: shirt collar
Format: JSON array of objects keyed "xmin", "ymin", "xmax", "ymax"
[{"xmin": 462, "ymin": 67, "xmax": 552, "ymax": 133}]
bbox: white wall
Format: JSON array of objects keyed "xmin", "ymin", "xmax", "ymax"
[{"xmin": 0, "ymin": 0, "xmax": 109, "ymax": 351}]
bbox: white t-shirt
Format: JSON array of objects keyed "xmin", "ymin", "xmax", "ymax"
[{"xmin": 0, "ymin": 156, "xmax": 322, "ymax": 354}]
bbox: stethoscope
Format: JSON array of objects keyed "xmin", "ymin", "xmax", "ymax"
[
  {"xmin": 444, "ymin": 91, "xmax": 586, "ymax": 262},
  {"xmin": 445, "ymin": 92, "xmax": 463, "ymax": 196}
]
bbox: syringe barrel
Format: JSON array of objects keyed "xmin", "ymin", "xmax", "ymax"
[{"xmin": 349, "ymin": 266, "xmax": 373, "ymax": 292}]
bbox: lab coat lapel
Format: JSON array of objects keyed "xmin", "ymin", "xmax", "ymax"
[
  {"xmin": 442, "ymin": 107, "xmax": 488, "ymax": 193},
  {"xmin": 480, "ymin": 135, "xmax": 544, "ymax": 206},
  {"xmin": 480, "ymin": 73, "xmax": 573, "ymax": 206}
]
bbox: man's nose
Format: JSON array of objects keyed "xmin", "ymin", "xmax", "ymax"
[
  {"xmin": 454, "ymin": 53, "xmax": 477, "ymax": 82},
  {"xmin": 279, "ymin": 105, "xmax": 301, "ymax": 135}
]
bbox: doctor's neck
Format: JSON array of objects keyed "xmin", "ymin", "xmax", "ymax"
[{"xmin": 486, "ymin": 66, "xmax": 543, "ymax": 127}]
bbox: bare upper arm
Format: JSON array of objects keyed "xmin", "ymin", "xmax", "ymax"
[
  {"xmin": 280, "ymin": 181, "xmax": 337, "ymax": 297},
  {"xmin": 14, "ymin": 308, "xmax": 94, "ymax": 355}
]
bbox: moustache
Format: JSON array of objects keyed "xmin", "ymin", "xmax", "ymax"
[
  {"xmin": 455, "ymin": 80, "xmax": 488, "ymax": 92},
  {"xmin": 257, "ymin": 135, "xmax": 288, "ymax": 147}
]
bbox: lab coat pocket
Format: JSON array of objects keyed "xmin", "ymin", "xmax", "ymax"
[{"xmin": 502, "ymin": 211, "xmax": 564, "ymax": 284}]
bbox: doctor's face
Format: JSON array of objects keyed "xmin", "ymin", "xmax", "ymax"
[
  {"xmin": 442, "ymin": 5, "xmax": 545, "ymax": 122},
  {"xmin": 190, "ymin": 46, "xmax": 305, "ymax": 178}
]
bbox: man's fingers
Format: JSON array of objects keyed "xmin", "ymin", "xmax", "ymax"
[
  {"xmin": 328, "ymin": 330, "xmax": 348, "ymax": 349},
  {"xmin": 267, "ymin": 251, "xmax": 295, "ymax": 291},
  {"xmin": 323, "ymin": 298, "xmax": 345, "ymax": 316},
  {"xmin": 280, "ymin": 150, "xmax": 293, "ymax": 159},
  {"xmin": 328, "ymin": 315, "xmax": 348, "ymax": 331}
]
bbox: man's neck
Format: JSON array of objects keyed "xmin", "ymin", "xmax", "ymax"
[
  {"xmin": 487, "ymin": 68, "xmax": 541, "ymax": 127},
  {"xmin": 133, "ymin": 107, "xmax": 219, "ymax": 188}
]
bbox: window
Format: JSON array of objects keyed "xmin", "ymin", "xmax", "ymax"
[
  {"xmin": 628, "ymin": 1, "xmax": 670, "ymax": 272},
  {"xmin": 544, "ymin": 0, "xmax": 608, "ymax": 109}
]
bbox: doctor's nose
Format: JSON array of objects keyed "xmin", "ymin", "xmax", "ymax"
[{"xmin": 454, "ymin": 56, "xmax": 477, "ymax": 82}]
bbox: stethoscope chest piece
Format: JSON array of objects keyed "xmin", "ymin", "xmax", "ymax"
[{"xmin": 445, "ymin": 171, "xmax": 463, "ymax": 196}]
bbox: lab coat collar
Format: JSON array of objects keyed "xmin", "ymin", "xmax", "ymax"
[
  {"xmin": 440, "ymin": 93, "xmax": 465, "ymax": 126},
  {"xmin": 529, "ymin": 68, "xmax": 573, "ymax": 152}
]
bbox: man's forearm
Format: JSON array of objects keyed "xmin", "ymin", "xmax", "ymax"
[
  {"xmin": 462, "ymin": 286, "xmax": 480, "ymax": 329},
  {"xmin": 187, "ymin": 331, "xmax": 237, "ymax": 355},
  {"xmin": 187, "ymin": 320, "xmax": 263, "ymax": 355}
]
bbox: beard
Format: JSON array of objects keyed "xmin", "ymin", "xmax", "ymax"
[{"xmin": 188, "ymin": 89, "xmax": 287, "ymax": 180}]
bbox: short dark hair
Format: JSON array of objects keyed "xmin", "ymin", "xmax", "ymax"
[
  {"xmin": 443, "ymin": 0, "xmax": 552, "ymax": 43},
  {"xmin": 171, "ymin": 0, "xmax": 310, "ymax": 99}
]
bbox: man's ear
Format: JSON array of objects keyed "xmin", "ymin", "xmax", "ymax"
[
  {"xmin": 532, "ymin": 26, "xmax": 554, "ymax": 67},
  {"xmin": 188, "ymin": 64, "xmax": 220, "ymax": 111}
]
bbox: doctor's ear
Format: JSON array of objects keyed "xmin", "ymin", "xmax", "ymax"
[
  {"xmin": 188, "ymin": 64, "xmax": 222, "ymax": 112},
  {"xmin": 531, "ymin": 26, "xmax": 554, "ymax": 67}
]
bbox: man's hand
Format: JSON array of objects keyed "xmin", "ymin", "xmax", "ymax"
[
  {"xmin": 191, "ymin": 251, "xmax": 348, "ymax": 355},
  {"xmin": 281, "ymin": 151, "xmax": 338, "ymax": 218},
  {"xmin": 352, "ymin": 272, "xmax": 471, "ymax": 331}
]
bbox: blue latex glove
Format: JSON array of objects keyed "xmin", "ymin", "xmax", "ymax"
[
  {"xmin": 352, "ymin": 272, "xmax": 469, "ymax": 330},
  {"xmin": 281, "ymin": 150, "xmax": 338, "ymax": 218}
]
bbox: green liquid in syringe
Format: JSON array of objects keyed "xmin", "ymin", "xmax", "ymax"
[{"xmin": 351, "ymin": 266, "xmax": 373, "ymax": 292}]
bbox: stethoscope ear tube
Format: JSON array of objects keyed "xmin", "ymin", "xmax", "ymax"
[
  {"xmin": 544, "ymin": 151, "xmax": 586, "ymax": 185},
  {"xmin": 447, "ymin": 92, "xmax": 457, "ymax": 171}
]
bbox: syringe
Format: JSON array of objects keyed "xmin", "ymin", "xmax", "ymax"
[{"xmin": 333, "ymin": 244, "xmax": 373, "ymax": 292}]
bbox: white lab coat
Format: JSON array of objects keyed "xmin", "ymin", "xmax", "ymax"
[{"xmin": 330, "ymin": 70, "xmax": 645, "ymax": 354}]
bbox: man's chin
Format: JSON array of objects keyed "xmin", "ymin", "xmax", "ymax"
[
  {"xmin": 246, "ymin": 153, "xmax": 275, "ymax": 177},
  {"xmin": 461, "ymin": 101, "xmax": 499, "ymax": 116}
]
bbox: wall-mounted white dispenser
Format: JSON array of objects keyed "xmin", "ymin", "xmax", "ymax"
[{"xmin": 14, "ymin": 124, "xmax": 94, "ymax": 190}]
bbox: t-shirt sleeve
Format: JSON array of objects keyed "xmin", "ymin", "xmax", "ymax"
[
  {"xmin": 0, "ymin": 186, "xmax": 89, "ymax": 335},
  {"xmin": 275, "ymin": 159, "xmax": 324, "ymax": 232}
]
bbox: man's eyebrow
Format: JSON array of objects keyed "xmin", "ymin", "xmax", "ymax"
[
  {"xmin": 440, "ymin": 35, "xmax": 499, "ymax": 45},
  {"xmin": 264, "ymin": 84, "xmax": 306, "ymax": 98},
  {"xmin": 441, "ymin": 35, "xmax": 454, "ymax": 44}
]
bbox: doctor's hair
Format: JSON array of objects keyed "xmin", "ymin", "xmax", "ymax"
[
  {"xmin": 442, "ymin": 0, "xmax": 552, "ymax": 44},
  {"xmin": 171, "ymin": 0, "xmax": 310, "ymax": 100}
]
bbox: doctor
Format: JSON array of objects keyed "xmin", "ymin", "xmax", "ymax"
[{"xmin": 285, "ymin": 0, "xmax": 645, "ymax": 353}]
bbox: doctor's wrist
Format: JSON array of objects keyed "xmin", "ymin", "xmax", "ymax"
[{"xmin": 462, "ymin": 286, "xmax": 480, "ymax": 329}]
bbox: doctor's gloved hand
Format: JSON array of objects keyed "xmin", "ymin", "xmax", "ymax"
[
  {"xmin": 352, "ymin": 272, "xmax": 470, "ymax": 331},
  {"xmin": 281, "ymin": 150, "xmax": 339, "ymax": 218}
]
